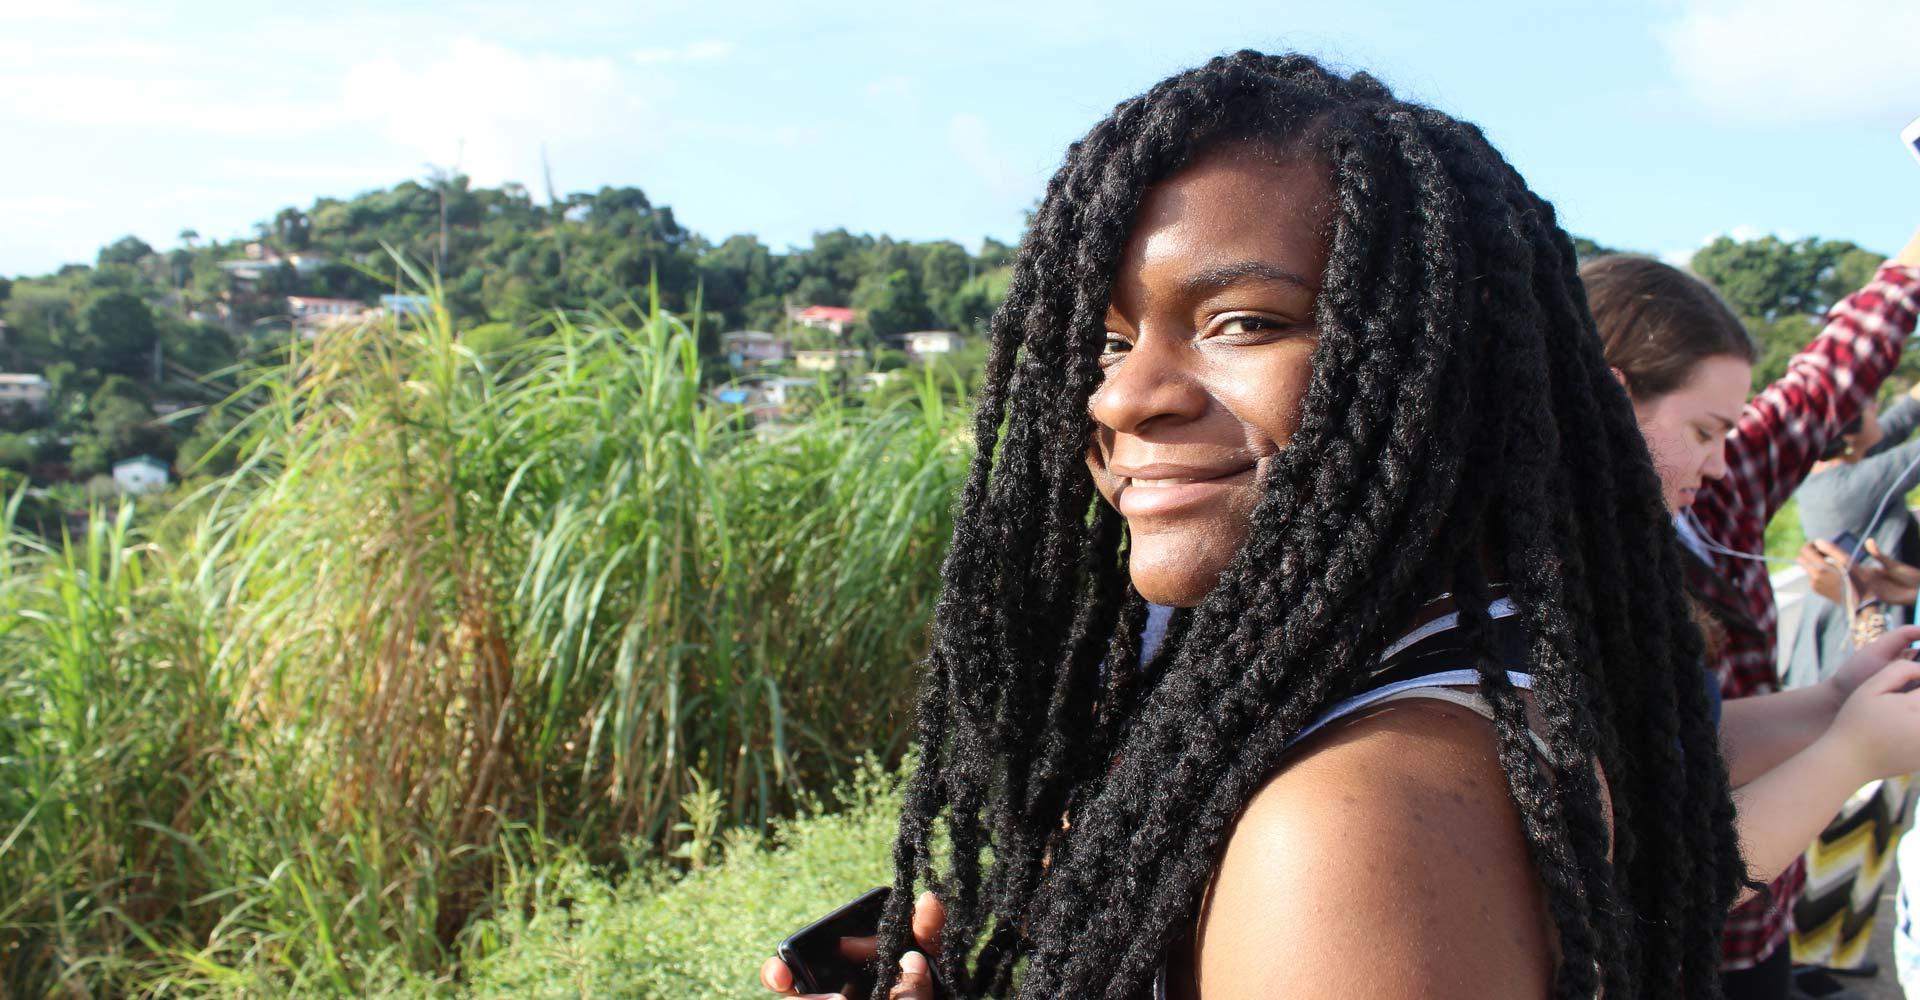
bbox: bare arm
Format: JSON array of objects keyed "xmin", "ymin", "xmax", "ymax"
[
  {"xmin": 1192, "ymin": 699, "xmax": 1554, "ymax": 999},
  {"xmin": 1721, "ymin": 625, "xmax": 1920, "ymax": 787},
  {"xmin": 1733, "ymin": 658, "xmax": 1920, "ymax": 891},
  {"xmin": 1717, "ymin": 685, "xmax": 1842, "ymax": 787}
]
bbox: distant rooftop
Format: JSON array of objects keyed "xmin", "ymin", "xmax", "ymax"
[
  {"xmin": 114, "ymin": 454, "xmax": 169, "ymax": 472},
  {"xmin": 794, "ymin": 305, "xmax": 856, "ymax": 324}
]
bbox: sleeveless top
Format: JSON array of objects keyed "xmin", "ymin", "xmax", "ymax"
[{"xmin": 1150, "ymin": 598, "xmax": 1540, "ymax": 1000}]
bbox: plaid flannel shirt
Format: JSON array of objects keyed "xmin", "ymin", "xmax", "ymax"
[{"xmin": 1690, "ymin": 263, "xmax": 1920, "ymax": 970}]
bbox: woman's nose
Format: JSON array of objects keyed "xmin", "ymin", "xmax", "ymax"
[
  {"xmin": 1088, "ymin": 331, "xmax": 1209, "ymax": 435},
  {"xmin": 1702, "ymin": 441, "xmax": 1729, "ymax": 481}
]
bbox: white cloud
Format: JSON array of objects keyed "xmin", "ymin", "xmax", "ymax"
[
  {"xmin": 341, "ymin": 37, "xmax": 664, "ymax": 189},
  {"xmin": 1656, "ymin": 0, "xmax": 1920, "ymax": 123},
  {"xmin": 632, "ymin": 40, "xmax": 733, "ymax": 64},
  {"xmin": 0, "ymin": 29, "xmax": 342, "ymax": 134},
  {"xmin": 947, "ymin": 112, "xmax": 1019, "ymax": 197},
  {"xmin": 1659, "ymin": 246, "xmax": 1697, "ymax": 268}
]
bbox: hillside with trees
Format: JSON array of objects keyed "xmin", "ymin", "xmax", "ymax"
[
  {"xmin": 0, "ymin": 173, "xmax": 1898, "ymax": 503},
  {"xmin": 0, "ymin": 174, "xmax": 1017, "ymax": 492}
]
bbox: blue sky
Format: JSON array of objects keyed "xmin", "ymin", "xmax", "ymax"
[{"xmin": 3, "ymin": 0, "xmax": 1917, "ymax": 277}]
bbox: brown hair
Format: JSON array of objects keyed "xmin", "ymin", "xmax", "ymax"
[{"xmin": 1581, "ymin": 255, "xmax": 1756, "ymax": 401}]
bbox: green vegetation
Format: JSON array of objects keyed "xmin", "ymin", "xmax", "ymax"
[
  {"xmin": 0, "ymin": 284, "xmax": 968, "ymax": 996},
  {"xmin": 0, "ymin": 174, "xmax": 1015, "ymax": 491},
  {"xmin": 454, "ymin": 759, "xmax": 902, "ymax": 1000},
  {"xmin": 1, "ymin": 184, "xmax": 1906, "ymax": 996}
]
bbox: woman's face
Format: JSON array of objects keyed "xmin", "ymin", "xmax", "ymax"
[
  {"xmin": 1085, "ymin": 145, "xmax": 1331, "ymax": 607},
  {"xmin": 1628, "ymin": 354, "xmax": 1750, "ymax": 513}
]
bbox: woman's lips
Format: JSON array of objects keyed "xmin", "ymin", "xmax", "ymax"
[{"xmin": 1114, "ymin": 466, "xmax": 1256, "ymax": 517}]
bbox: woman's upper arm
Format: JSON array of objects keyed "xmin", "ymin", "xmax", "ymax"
[
  {"xmin": 1192, "ymin": 701, "xmax": 1552, "ymax": 999},
  {"xmin": 1724, "ymin": 264, "xmax": 1920, "ymax": 521}
]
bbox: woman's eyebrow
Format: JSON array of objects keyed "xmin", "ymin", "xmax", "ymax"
[{"xmin": 1178, "ymin": 260, "xmax": 1313, "ymax": 296}]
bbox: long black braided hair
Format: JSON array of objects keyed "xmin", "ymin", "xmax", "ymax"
[{"xmin": 873, "ymin": 51, "xmax": 1744, "ymax": 999}]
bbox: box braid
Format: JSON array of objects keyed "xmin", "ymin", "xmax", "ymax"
[{"xmin": 872, "ymin": 51, "xmax": 1743, "ymax": 999}]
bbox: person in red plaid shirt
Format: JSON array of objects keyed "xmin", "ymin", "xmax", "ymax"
[{"xmin": 1587, "ymin": 236, "xmax": 1920, "ymax": 999}]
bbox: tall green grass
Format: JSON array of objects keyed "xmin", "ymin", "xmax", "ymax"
[{"xmin": 0, "ymin": 284, "xmax": 968, "ymax": 995}]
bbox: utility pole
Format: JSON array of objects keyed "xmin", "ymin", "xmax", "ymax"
[
  {"xmin": 424, "ymin": 163, "xmax": 452, "ymax": 273},
  {"xmin": 542, "ymin": 144, "xmax": 569, "ymax": 270}
]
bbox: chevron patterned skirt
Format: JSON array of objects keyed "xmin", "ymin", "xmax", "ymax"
[{"xmin": 1791, "ymin": 775, "xmax": 1917, "ymax": 969}]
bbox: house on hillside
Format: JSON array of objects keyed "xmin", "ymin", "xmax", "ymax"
[
  {"xmin": 287, "ymin": 296, "xmax": 369, "ymax": 334},
  {"xmin": 720, "ymin": 330, "xmax": 790, "ymax": 368},
  {"xmin": 754, "ymin": 377, "xmax": 819, "ymax": 410},
  {"xmin": 112, "ymin": 455, "xmax": 170, "ymax": 495},
  {"xmin": 723, "ymin": 376, "xmax": 821, "ymax": 424},
  {"xmin": 381, "ymin": 294, "xmax": 432, "ymax": 318},
  {"xmin": 217, "ymin": 259, "xmax": 288, "ymax": 290},
  {"xmin": 218, "ymin": 247, "xmax": 332, "ymax": 283},
  {"xmin": 790, "ymin": 305, "xmax": 857, "ymax": 337},
  {"xmin": 0, "ymin": 373, "xmax": 51, "ymax": 413},
  {"xmin": 794, "ymin": 349, "xmax": 864, "ymax": 372},
  {"xmin": 900, "ymin": 330, "xmax": 966, "ymax": 361}
]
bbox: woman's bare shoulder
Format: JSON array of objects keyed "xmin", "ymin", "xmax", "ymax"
[{"xmin": 1191, "ymin": 699, "xmax": 1553, "ymax": 999}]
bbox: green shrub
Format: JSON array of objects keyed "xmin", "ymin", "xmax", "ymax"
[
  {"xmin": 0, "ymin": 432, "xmax": 32, "ymax": 469},
  {"xmin": 456, "ymin": 761, "xmax": 901, "ymax": 999},
  {"xmin": 0, "ymin": 270, "xmax": 966, "ymax": 995}
]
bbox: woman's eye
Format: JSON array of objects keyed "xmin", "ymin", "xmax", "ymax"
[
  {"xmin": 1101, "ymin": 333, "xmax": 1132, "ymax": 357},
  {"xmin": 1216, "ymin": 314, "xmax": 1291, "ymax": 339}
]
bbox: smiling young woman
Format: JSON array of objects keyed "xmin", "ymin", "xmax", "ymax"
[
  {"xmin": 1085, "ymin": 150, "xmax": 1326, "ymax": 608},
  {"xmin": 764, "ymin": 51, "xmax": 1747, "ymax": 1000}
]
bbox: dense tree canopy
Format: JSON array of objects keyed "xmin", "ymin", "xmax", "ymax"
[
  {"xmin": 1691, "ymin": 235, "xmax": 1884, "ymax": 320},
  {"xmin": 1683, "ymin": 235, "xmax": 1901, "ymax": 389}
]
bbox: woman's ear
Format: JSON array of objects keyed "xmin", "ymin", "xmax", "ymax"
[{"xmin": 1609, "ymin": 366, "xmax": 1629, "ymax": 390}]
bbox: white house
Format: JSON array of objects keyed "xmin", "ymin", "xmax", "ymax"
[
  {"xmin": 287, "ymin": 296, "xmax": 369, "ymax": 328},
  {"xmin": 902, "ymin": 330, "xmax": 966, "ymax": 360},
  {"xmin": 380, "ymin": 294, "xmax": 432, "ymax": 317},
  {"xmin": 753, "ymin": 377, "xmax": 820, "ymax": 409},
  {"xmin": 720, "ymin": 331, "xmax": 791, "ymax": 366},
  {"xmin": 794, "ymin": 349, "xmax": 864, "ymax": 372},
  {"xmin": 112, "ymin": 455, "xmax": 171, "ymax": 495},
  {"xmin": 0, "ymin": 373, "xmax": 51, "ymax": 412}
]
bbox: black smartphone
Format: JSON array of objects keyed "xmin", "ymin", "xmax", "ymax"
[
  {"xmin": 1833, "ymin": 530, "xmax": 1877, "ymax": 564},
  {"xmin": 778, "ymin": 886, "xmax": 892, "ymax": 996}
]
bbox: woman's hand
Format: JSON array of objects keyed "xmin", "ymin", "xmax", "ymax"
[
  {"xmin": 1800, "ymin": 539, "xmax": 1920, "ymax": 607},
  {"xmin": 1823, "ymin": 624, "xmax": 1920, "ymax": 704},
  {"xmin": 1861, "ymin": 539, "xmax": 1920, "ymax": 604},
  {"xmin": 1894, "ymin": 225, "xmax": 1920, "ymax": 270},
  {"xmin": 759, "ymin": 891, "xmax": 946, "ymax": 999},
  {"xmin": 1799, "ymin": 540, "xmax": 1855, "ymax": 606},
  {"xmin": 1822, "ymin": 657, "xmax": 1920, "ymax": 783},
  {"xmin": 889, "ymin": 950, "xmax": 938, "ymax": 1000}
]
